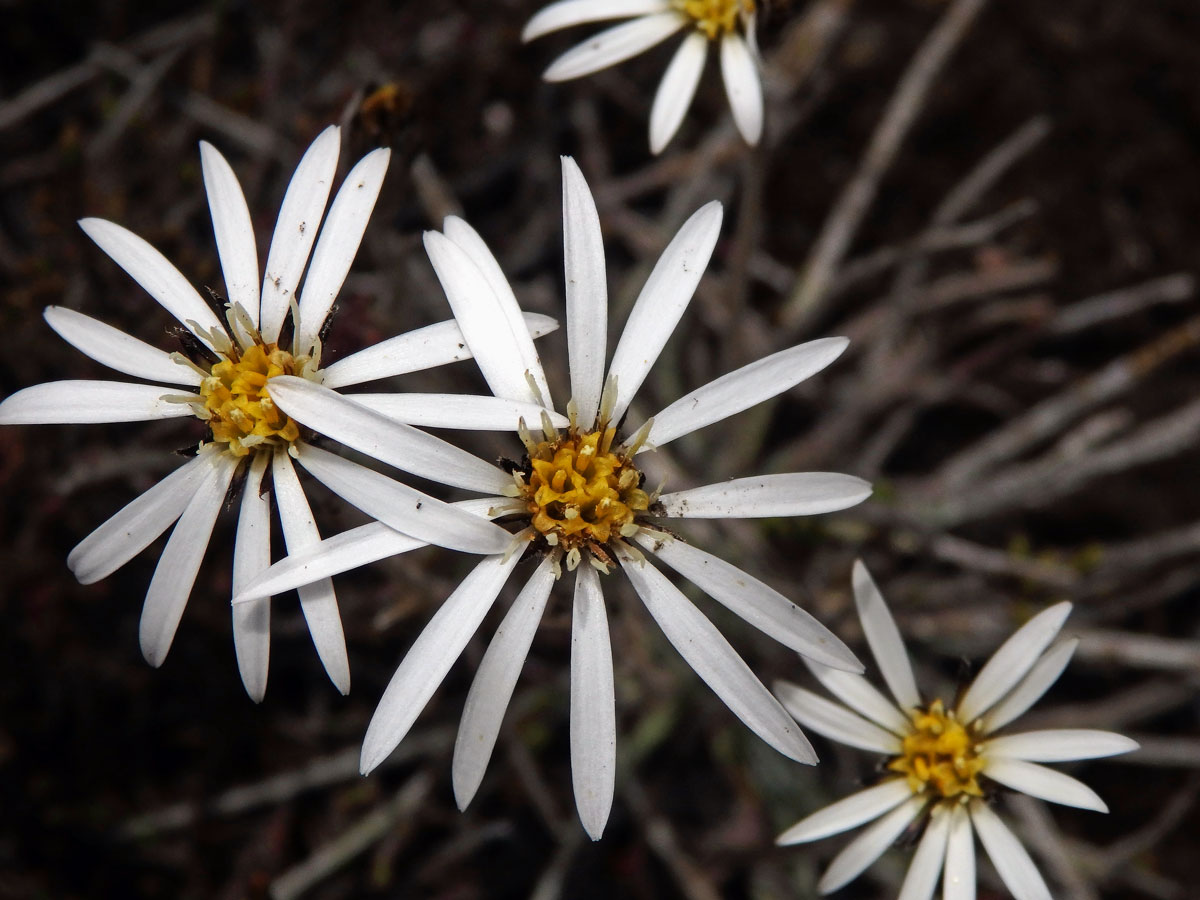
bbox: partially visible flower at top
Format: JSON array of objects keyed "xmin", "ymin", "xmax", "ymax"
[
  {"xmin": 523, "ymin": 0, "xmax": 763, "ymax": 154},
  {"xmin": 0, "ymin": 126, "xmax": 559, "ymax": 701},
  {"xmin": 235, "ymin": 156, "xmax": 872, "ymax": 839},
  {"xmin": 775, "ymin": 561, "xmax": 1138, "ymax": 899}
]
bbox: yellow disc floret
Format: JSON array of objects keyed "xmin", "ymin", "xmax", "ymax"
[
  {"xmin": 199, "ymin": 343, "xmax": 305, "ymax": 457},
  {"xmin": 675, "ymin": 0, "xmax": 753, "ymax": 39},
  {"xmin": 887, "ymin": 700, "xmax": 986, "ymax": 800}
]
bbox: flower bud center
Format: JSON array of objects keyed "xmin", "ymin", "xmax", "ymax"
[
  {"xmin": 199, "ymin": 343, "xmax": 305, "ymax": 457},
  {"xmin": 675, "ymin": 0, "xmax": 752, "ymax": 39},
  {"xmin": 888, "ymin": 700, "xmax": 985, "ymax": 800}
]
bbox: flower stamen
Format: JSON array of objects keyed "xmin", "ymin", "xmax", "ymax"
[
  {"xmin": 674, "ymin": 0, "xmax": 753, "ymax": 40},
  {"xmin": 887, "ymin": 699, "xmax": 985, "ymax": 800}
]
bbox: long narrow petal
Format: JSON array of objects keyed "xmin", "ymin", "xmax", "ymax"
[
  {"xmin": 561, "ymin": 157, "xmax": 607, "ymax": 425},
  {"xmin": 634, "ymin": 337, "xmax": 849, "ymax": 451},
  {"xmin": 774, "ymin": 681, "xmax": 902, "ymax": 754},
  {"xmin": 0, "ymin": 381, "xmax": 192, "ymax": 424},
  {"xmin": 719, "ymin": 32, "xmax": 763, "ymax": 145},
  {"xmin": 957, "ymin": 603, "xmax": 1073, "ymax": 724},
  {"xmin": 817, "ymin": 796, "xmax": 925, "ymax": 894},
  {"xmin": 78, "ymin": 218, "xmax": 224, "ymax": 349},
  {"xmin": 234, "ymin": 498, "xmax": 505, "ymax": 602},
  {"xmin": 231, "ymin": 453, "xmax": 271, "ymax": 702},
  {"xmin": 320, "ymin": 313, "xmax": 559, "ymax": 389},
  {"xmin": 292, "ymin": 443, "xmax": 511, "ymax": 555},
  {"xmin": 898, "ymin": 806, "xmax": 952, "ymax": 900},
  {"xmin": 259, "ymin": 126, "xmax": 341, "ymax": 343},
  {"xmin": 984, "ymin": 730, "xmax": 1138, "ymax": 763},
  {"xmin": 270, "ymin": 377, "xmax": 512, "ymax": 494},
  {"xmin": 803, "ymin": 660, "xmax": 911, "ymax": 735},
  {"xmin": 443, "ymin": 217, "xmax": 553, "ymax": 407},
  {"xmin": 296, "ymin": 148, "xmax": 391, "ymax": 355},
  {"xmin": 658, "ymin": 472, "xmax": 872, "ymax": 519},
  {"xmin": 543, "ymin": 13, "xmax": 685, "ymax": 82},
  {"xmin": 969, "ymin": 801, "xmax": 1053, "ymax": 900},
  {"xmin": 982, "ymin": 639, "xmax": 1077, "ymax": 733},
  {"xmin": 635, "ymin": 532, "xmax": 860, "ymax": 671},
  {"xmin": 982, "ymin": 759, "xmax": 1108, "ymax": 812},
  {"xmin": 452, "ymin": 556, "xmax": 557, "ymax": 811},
  {"xmin": 522, "ymin": 0, "xmax": 672, "ymax": 41},
  {"xmin": 776, "ymin": 780, "xmax": 913, "ymax": 845},
  {"xmin": 606, "ymin": 200, "xmax": 722, "ymax": 424},
  {"xmin": 853, "ymin": 560, "xmax": 920, "ymax": 711},
  {"xmin": 199, "ymin": 141, "xmax": 259, "ymax": 340},
  {"xmin": 570, "ymin": 563, "xmax": 617, "ymax": 840},
  {"xmin": 360, "ymin": 547, "xmax": 528, "ymax": 773},
  {"xmin": 139, "ymin": 453, "xmax": 237, "ymax": 667},
  {"xmin": 68, "ymin": 449, "xmax": 220, "ymax": 584},
  {"xmin": 943, "ymin": 803, "xmax": 976, "ymax": 900},
  {"xmin": 617, "ymin": 544, "xmax": 816, "ymax": 764},
  {"xmin": 649, "ymin": 32, "xmax": 706, "ymax": 154},
  {"xmin": 272, "ymin": 451, "xmax": 349, "ymax": 694},
  {"xmin": 350, "ymin": 393, "xmax": 568, "ymax": 431},
  {"xmin": 43, "ymin": 306, "xmax": 200, "ymax": 386}
]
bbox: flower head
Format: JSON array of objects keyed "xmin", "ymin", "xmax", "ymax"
[
  {"xmin": 242, "ymin": 157, "xmax": 872, "ymax": 838},
  {"xmin": 775, "ymin": 561, "xmax": 1139, "ymax": 899},
  {"xmin": 523, "ymin": 0, "xmax": 763, "ymax": 153},
  {"xmin": 0, "ymin": 127, "xmax": 552, "ymax": 700}
]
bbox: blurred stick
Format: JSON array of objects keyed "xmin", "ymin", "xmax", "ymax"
[{"xmin": 1073, "ymin": 630, "xmax": 1200, "ymax": 674}]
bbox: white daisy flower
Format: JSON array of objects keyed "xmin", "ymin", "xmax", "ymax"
[
  {"xmin": 775, "ymin": 560, "xmax": 1139, "ymax": 899},
  {"xmin": 0, "ymin": 126, "xmax": 559, "ymax": 701},
  {"xmin": 523, "ymin": 0, "xmax": 764, "ymax": 153},
  {"xmin": 237, "ymin": 156, "xmax": 872, "ymax": 838}
]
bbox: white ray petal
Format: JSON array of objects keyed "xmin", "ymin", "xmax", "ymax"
[
  {"xmin": 984, "ymin": 730, "xmax": 1138, "ymax": 763},
  {"xmin": 898, "ymin": 805, "xmax": 952, "ymax": 900},
  {"xmin": 606, "ymin": 200, "xmax": 722, "ymax": 424},
  {"xmin": 139, "ymin": 454, "xmax": 237, "ymax": 667},
  {"xmin": 634, "ymin": 337, "xmax": 849, "ymax": 451},
  {"xmin": 982, "ymin": 759, "xmax": 1108, "ymax": 812},
  {"xmin": 803, "ymin": 660, "xmax": 911, "ymax": 735},
  {"xmin": 232, "ymin": 453, "xmax": 271, "ymax": 702},
  {"xmin": 817, "ymin": 796, "xmax": 925, "ymax": 894},
  {"xmin": 617, "ymin": 545, "xmax": 816, "ymax": 764},
  {"xmin": 67, "ymin": 449, "xmax": 221, "ymax": 584},
  {"xmin": 452, "ymin": 556, "xmax": 556, "ymax": 811},
  {"xmin": 561, "ymin": 157, "xmax": 608, "ymax": 424},
  {"xmin": 78, "ymin": 217, "xmax": 224, "ymax": 349},
  {"xmin": 650, "ymin": 32, "xmax": 706, "ymax": 154},
  {"xmin": 570, "ymin": 562, "xmax": 617, "ymax": 840},
  {"xmin": 320, "ymin": 313, "xmax": 559, "ymax": 389},
  {"xmin": 658, "ymin": 472, "xmax": 872, "ymax": 519},
  {"xmin": 969, "ymin": 801, "xmax": 1053, "ymax": 900},
  {"xmin": 957, "ymin": 603, "xmax": 1072, "ymax": 724},
  {"xmin": 943, "ymin": 803, "xmax": 976, "ymax": 900},
  {"xmin": 259, "ymin": 126, "xmax": 341, "ymax": 343},
  {"xmin": 776, "ymin": 780, "xmax": 913, "ymax": 845},
  {"xmin": 43, "ymin": 306, "xmax": 200, "ymax": 386},
  {"xmin": 982, "ymin": 639, "xmax": 1077, "ymax": 733},
  {"xmin": 852, "ymin": 560, "xmax": 920, "ymax": 711},
  {"xmin": 543, "ymin": 13, "xmax": 685, "ymax": 82},
  {"xmin": 350, "ymin": 393, "xmax": 568, "ymax": 431},
  {"xmin": 635, "ymin": 531, "xmax": 860, "ymax": 671},
  {"xmin": 234, "ymin": 498, "xmax": 505, "ymax": 602},
  {"xmin": 199, "ymin": 141, "xmax": 259, "ymax": 340},
  {"xmin": 272, "ymin": 451, "xmax": 349, "ymax": 694},
  {"xmin": 269, "ymin": 377, "xmax": 512, "ymax": 494},
  {"xmin": 296, "ymin": 147, "xmax": 391, "ymax": 355},
  {"xmin": 0, "ymin": 381, "xmax": 192, "ymax": 424},
  {"xmin": 719, "ymin": 32, "xmax": 763, "ymax": 145},
  {"xmin": 292, "ymin": 444, "xmax": 510, "ymax": 555},
  {"xmin": 773, "ymin": 681, "xmax": 901, "ymax": 754},
  {"xmin": 442, "ymin": 217, "xmax": 553, "ymax": 407},
  {"xmin": 522, "ymin": 0, "xmax": 672, "ymax": 42},
  {"xmin": 360, "ymin": 547, "xmax": 528, "ymax": 773}
]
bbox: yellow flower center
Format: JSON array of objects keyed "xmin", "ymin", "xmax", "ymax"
[
  {"xmin": 675, "ymin": 0, "xmax": 753, "ymax": 39},
  {"xmin": 515, "ymin": 424, "xmax": 650, "ymax": 568},
  {"xmin": 887, "ymin": 700, "xmax": 986, "ymax": 800},
  {"xmin": 199, "ymin": 343, "xmax": 305, "ymax": 457}
]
